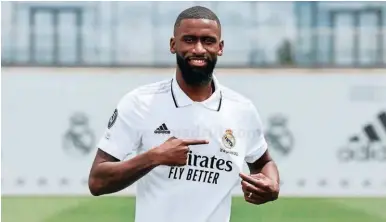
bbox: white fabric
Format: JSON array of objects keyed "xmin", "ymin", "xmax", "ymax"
[{"xmin": 97, "ymin": 74, "xmax": 268, "ymax": 222}]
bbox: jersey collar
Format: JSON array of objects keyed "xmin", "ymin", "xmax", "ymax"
[{"xmin": 170, "ymin": 74, "xmax": 223, "ymax": 112}]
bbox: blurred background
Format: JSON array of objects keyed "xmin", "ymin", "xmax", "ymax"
[
  {"xmin": 1, "ymin": 1, "xmax": 386, "ymax": 222},
  {"xmin": 2, "ymin": 1, "xmax": 386, "ymax": 67}
]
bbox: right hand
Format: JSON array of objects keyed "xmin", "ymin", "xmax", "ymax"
[{"xmin": 152, "ymin": 136, "xmax": 209, "ymax": 166}]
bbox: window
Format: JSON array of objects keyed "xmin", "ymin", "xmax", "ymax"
[{"xmin": 29, "ymin": 6, "xmax": 83, "ymax": 64}]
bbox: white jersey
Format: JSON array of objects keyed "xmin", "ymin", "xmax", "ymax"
[{"xmin": 97, "ymin": 74, "xmax": 268, "ymax": 222}]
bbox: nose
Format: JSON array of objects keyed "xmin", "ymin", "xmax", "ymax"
[{"xmin": 192, "ymin": 41, "xmax": 206, "ymax": 55}]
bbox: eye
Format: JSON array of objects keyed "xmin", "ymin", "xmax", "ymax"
[
  {"xmin": 203, "ymin": 37, "xmax": 216, "ymax": 44},
  {"xmin": 183, "ymin": 36, "xmax": 195, "ymax": 43}
]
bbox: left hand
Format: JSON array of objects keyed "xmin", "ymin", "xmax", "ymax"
[{"xmin": 239, "ymin": 172, "xmax": 279, "ymax": 205}]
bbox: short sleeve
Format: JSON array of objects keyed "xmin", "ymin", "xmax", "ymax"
[
  {"xmin": 244, "ymin": 102, "xmax": 268, "ymax": 163},
  {"xmin": 97, "ymin": 92, "xmax": 142, "ymax": 161}
]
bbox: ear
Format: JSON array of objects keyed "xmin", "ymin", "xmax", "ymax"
[
  {"xmin": 170, "ymin": 37, "xmax": 176, "ymax": 54},
  {"xmin": 217, "ymin": 40, "xmax": 224, "ymax": 56}
]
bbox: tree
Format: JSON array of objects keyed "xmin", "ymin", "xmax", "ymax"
[{"xmin": 277, "ymin": 39, "xmax": 294, "ymax": 65}]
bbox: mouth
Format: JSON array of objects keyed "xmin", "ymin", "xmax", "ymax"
[{"xmin": 187, "ymin": 57, "xmax": 208, "ymax": 67}]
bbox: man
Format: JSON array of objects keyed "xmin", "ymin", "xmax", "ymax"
[{"xmin": 88, "ymin": 5, "xmax": 280, "ymax": 222}]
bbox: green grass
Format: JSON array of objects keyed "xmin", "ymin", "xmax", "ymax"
[{"xmin": 2, "ymin": 196, "xmax": 386, "ymax": 222}]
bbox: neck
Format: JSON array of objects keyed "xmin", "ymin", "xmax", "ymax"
[{"xmin": 176, "ymin": 69, "xmax": 214, "ymax": 102}]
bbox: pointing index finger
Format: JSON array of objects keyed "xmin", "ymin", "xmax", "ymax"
[{"xmin": 182, "ymin": 139, "xmax": 209, "ymax": 145}]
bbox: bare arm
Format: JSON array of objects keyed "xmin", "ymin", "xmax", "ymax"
[
  {"xmin": 88, "ymin": 148, "xmax": 159, "ymax": 196},
  {"xmin": 88, "ymin": 138, "xmax": 208, "ymax": 196},
  {"xmin": 247, "ymin": 150, "xmax": 280, "ymax": 184}
]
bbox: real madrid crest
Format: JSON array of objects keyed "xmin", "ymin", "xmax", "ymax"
[{"xmin": 222, "ymin": 129, "xmax": 236, "ymax": 149}]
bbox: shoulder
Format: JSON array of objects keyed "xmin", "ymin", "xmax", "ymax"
[
  {"xmin": 220, "ymin": 84, "xmax": 256, "ymax": 111},
  {"xmin": 130, "ymin": 79, "xmax": 172, "ymax": 97},
  {"xmin": 219, "ymin": 84, "xmax": 263, "ymax": 127},
  {"xmin": 117, "ymin": 78, "xmax": 172, "ymax": 112},
  {"xmin": 120, "ymin": 79, "xmax": 171, "ymax": 102}
]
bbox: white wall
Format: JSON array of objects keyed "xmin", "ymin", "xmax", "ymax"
[{"xmin": 2, "ymin": 67, "xmax": 386, "ymax": 197}]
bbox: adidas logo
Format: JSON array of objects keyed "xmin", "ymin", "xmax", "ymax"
[
  {"xmin": 154, "ymin": 123, "xmax": 170, "ymax": 134},
  {"xmin": 350, "ymin": 113, "xmax": 386, "ymax": 143},
  {"xmin": 338, "ymin": 111, "xmax": 386, "ymax": 162},
  {"xmin": 353, "ymin": 111, "xmax": 386, "ymax": 144}
]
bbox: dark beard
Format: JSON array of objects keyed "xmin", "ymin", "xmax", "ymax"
[{"xmin": 176, "ymin": 53, "xmax": 217, "ymax": 87}]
